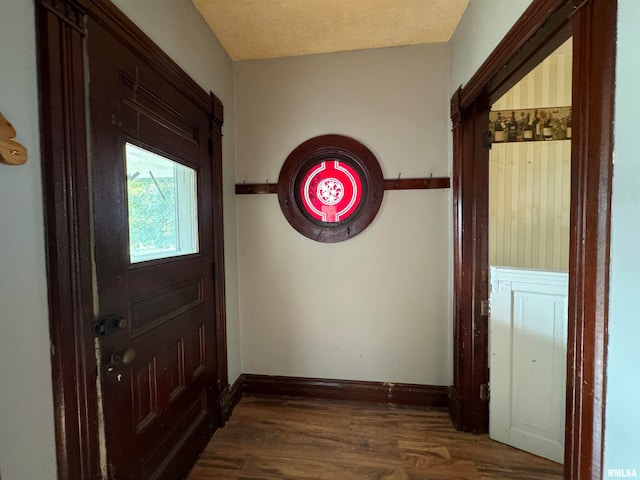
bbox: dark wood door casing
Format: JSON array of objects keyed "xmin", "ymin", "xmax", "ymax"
[
  {"xmin": 36, "ymin": 0, "xmax": 228, "ymax": 478},
  {"xmin": 36, "ymin": 2, "xmax": 98, "ymax": 478},
  {"xmin": 449, "ymin": 92, "xmax": 491, "ymax": 434},
  {"xmin": 565, "ymin": 1, "xmax": 616, "ymax": 477},
  {"xmin": 450, "ymin": 0, "xmax": 615, "ymax": 479}
]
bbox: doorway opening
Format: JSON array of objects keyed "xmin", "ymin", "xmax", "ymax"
[
  {"xmin": 488, "ymin": 38, "xmax": 572, "ymax": 464},
  {"xmin": 449, "ymin": 1, "xmax": 616, "ymax": 479}
]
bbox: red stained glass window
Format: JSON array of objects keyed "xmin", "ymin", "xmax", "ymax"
[
  {"xmin": 299, "ymin": 160, "xmax": 363, "ymax": 223},
  {"xmin": 278, "ymin": 134, "xmax": 384, "ymax": 243}
]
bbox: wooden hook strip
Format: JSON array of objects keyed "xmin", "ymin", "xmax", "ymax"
[
  {"xmin": 235, "ymin": 177, "xmax": 450, "ymax": 194},
  {"xmin": 235, "ymin": 183, "xmax": 279, "ymax": 195},
  {"xmin": 383, "ymin": 177, "xmax": 450, "ymax": 191}
]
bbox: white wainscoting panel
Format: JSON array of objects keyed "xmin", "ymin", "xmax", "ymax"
[{"xmin": 489, "ymin": 266, "xmax": 568, "ymax": 463}]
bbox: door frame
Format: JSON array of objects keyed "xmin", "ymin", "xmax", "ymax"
[
  {"xmin": 449, "ymin": 0, "xmax": 615, "ymax": 479},
  {"xmin": 35, "ymin": 0, "xmax": 228, "ymax": 478}
]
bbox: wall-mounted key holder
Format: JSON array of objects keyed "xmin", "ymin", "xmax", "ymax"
[{"xmin": 0, "ymin": 112, "xmax": 28, "ymax": 165}]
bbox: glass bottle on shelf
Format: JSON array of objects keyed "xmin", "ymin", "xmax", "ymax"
[
  {"xmin": 543, "ymin": 111, "xmax": 553, "ymax": 140},
  {"xmin": 517, "ymin": 112, "xmax": 527, "ymax": 141},
  {"xmin": 494, "ymin": 112, "xmax": 506, "ymax": 143},
  {"xmin": 533, "ymin": 109, "xmax": 542, "ymax": 140},
  {"xmin": 551, "ymin": 109, "xmax": 564, "ymax": 139},
  {"xmin": 523, "ymin": 114, "xmax": 534, "ymax": 141},
  {"xmin": 489, "ymin": 116, "xmax": 495, "ymax": 141},
  {"xmin": 507, "ymin": 111, "xmax": 518, "ymax": 142}
]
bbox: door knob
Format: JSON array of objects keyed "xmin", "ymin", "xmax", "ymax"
[{"xmin": 110, "ymin": 347, "xmax": 136, "ymax": 366}]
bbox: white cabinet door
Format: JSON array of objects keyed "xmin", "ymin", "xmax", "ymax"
[{"xmin": 489, "ymin": 267, "xmax": 568, "ymax": 463}]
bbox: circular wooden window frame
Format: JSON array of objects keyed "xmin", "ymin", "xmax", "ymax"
[{"xmin": 278, "ymin": 134, "xmax": 384, "ymax": 243}]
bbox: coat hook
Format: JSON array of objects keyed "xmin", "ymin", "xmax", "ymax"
[
  {"xmin": 425, "ymin": 173, "xmax": 433, "ymax": 188},
  {"xmin": 395, "ymin": 172, "xmax": 401, "ymax": 187},
  {"xmin": 0, "ymin": 111, "xmax": 28, "ymax": 166}
]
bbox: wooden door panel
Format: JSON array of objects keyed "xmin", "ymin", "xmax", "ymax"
[
  {"xmin": 132, "ymin": 357, "xmax": 159, "ymax": 432},
  {"xmin": 191, "ymin": 322, "xmax": 208, "ymax": 377},
  {"xmin": 128, "ymin": 276, "xmax": 205, "ymax": 336},
  {"xmin": 119, "ymin": 72, "xmax": 201, "ymax": 148},
  {"xmin": 128, "ymin": 257, "xmax": 207, "ymax": 293},
  {"xmin": 167, "ymin": 337, "xmax": 187, "ymax": 401},
  {"xmin": 88, "ymin": 17, "xmax": 219, "ymax": 479},
  {"xmin": 139, "ymin": 391, "xmax": 208, "ymax": 479},
  {"xmin": 124, "ymin": 312, "xmax": 212, "ymax": 414},
  {"xmin": 120, "ymin": 97, "xmax": 203, "ymax": 162}
]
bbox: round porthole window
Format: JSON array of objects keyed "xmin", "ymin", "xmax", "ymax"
[{"xmin": 277, "ymin": 134, "xmax": 384, "ymax": 243}]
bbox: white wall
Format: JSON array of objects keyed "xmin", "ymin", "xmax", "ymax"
[
  {"xmin": 449, "ymin": 0, "xmax": 533, "ymax": 95},
  {"xmin": 112, "ymin": 0, "xmax": 242, "ymax": 384},
  {"xmin": 0, "ymin": 1, "xmax": 57, "ymax": 478},
  {"xmin": 235, "ymin": 44, "xmax": 452, "ymax": 385},
  {"xmin": 604, "ymin": 0, "xmax": 640, "ymax": 475}
]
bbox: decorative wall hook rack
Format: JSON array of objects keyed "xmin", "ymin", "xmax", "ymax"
[
  {"xmin": 0, "ymin": 112, "xmax": 28, "ymax": 165},
  {"xmin": 236, "ymin": 175, "xmax": 450, "ymax": 194},
  {"xmin": 236, "ymin": 182, "xmax": 279, "ymax": 194},
  {"xmin": 382, "ymin": 173, "xmax": 449, "ymax": 191},
  {"xmin": 236, "ymin": 135, "xmax": 451, "ymax": 243}
]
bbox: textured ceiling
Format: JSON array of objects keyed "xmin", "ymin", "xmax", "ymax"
[{"xmin": 192, "ymin": 0, "xmax": 469, "ymax": 61}]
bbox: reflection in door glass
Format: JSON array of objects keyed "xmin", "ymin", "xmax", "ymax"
[{"xmin": 125, "ymin": 143, "xmax": 198, "ymax": 263}]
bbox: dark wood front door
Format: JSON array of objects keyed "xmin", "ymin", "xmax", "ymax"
[{"xmin": 88, "ymin": 18, "xmax": 219, "ymax": 480}]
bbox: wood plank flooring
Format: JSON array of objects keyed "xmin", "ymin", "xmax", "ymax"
[{"xmin": 187, "ymin": 396, "xmax": 563, "ymax": 480}]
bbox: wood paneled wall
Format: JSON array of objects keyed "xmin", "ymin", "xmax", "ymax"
[
  {"xmin": 489, "ymin": 141, "xmax": 570, "ymax": 272},
  {"xmin": 493, "ymin": 38, "xmax": 572, "ymax": 110},
  {"xmin": 490, "ymin": 38, "xmax": 572, "ymax": 273}
]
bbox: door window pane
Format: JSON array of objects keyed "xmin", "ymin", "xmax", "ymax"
[{"xmin": 125, "ymin": 143, "xmax": 199, "ymax": 263}]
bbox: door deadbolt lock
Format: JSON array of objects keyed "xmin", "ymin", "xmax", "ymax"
[
  {"xmin": 109, "ymin": 347, "xmax": 136, "ymax": 367},
  {"xmin": 93, "ymin": 313, "xmax": 127, "ymax": 337}
]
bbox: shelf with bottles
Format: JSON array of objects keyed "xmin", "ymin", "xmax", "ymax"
[{"xmin": 489, "ymin": 106, "xmax": 572, "ymax": 143}]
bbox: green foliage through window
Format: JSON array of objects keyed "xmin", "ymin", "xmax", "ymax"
[
  {"xmin": 125, "ymin": 143, "xmax": 198, "ymax": 263},
  {"xmin": 128, "ymin": 175, "xmax": 177, "ymax": 255}
]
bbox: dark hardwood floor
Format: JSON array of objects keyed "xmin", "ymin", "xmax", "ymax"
[{"xmin": 187, "ymin": 396, "xmax": 563, "ymax": 479}]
